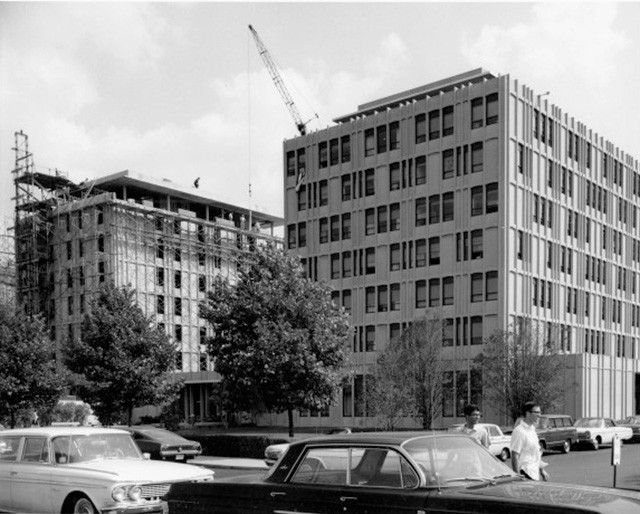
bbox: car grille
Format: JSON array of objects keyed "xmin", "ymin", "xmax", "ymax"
[
  {"xmin": 577, "ymin": 433, "xmax": 590, "ymax": 441},
  {"xmin": 141, "ymin": 484, "xmax": 171, "ymax": 500}
]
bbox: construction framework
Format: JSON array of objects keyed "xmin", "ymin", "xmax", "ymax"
[{"xmin": 12, "ymin": 131, "xmax": 284, "ymax": 423}]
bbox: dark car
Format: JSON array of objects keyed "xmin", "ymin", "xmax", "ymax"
[
  {"xmin": 617, "ymin": 415, "xmax": 640, "ymax": 442},
  {"xmin": 119, "ymin": 425, "xmax": 202, "ymax": 461},
  {"xmin": 164, "ymin": 432, "xmax": 640, "ymax": 514},
  {"xmin": 537, "ymin": 414, "xmax": 578, "ymax": 453}
]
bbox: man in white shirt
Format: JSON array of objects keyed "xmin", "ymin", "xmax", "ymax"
[
  {"xmin": 449, "ymin": 403, "xmax": 490, "ymax": 447},
  {"xmin": 510, "ymin": 401, "xmax": 549, "ymax": 481}
]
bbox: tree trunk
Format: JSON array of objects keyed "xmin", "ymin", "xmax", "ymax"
[{"xmin": 287, "ymin": 407, "xmax": 294, "ymax": 437}]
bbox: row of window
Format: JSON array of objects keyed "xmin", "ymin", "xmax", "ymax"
[
  {"xmin": 63, "ymin": 262, "xmax": 105, "ymax": 291},
  {"xmin": 416, "ymin": 271, "xmax": 498, "ymax": 307},
  {"xmin": 318, "ymin": 136, "xmax": 352, "ymax": 168}
]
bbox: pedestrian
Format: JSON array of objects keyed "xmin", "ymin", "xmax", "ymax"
[
  {"xmin": 449, "ymin": 403, "xmax": 490, "ymax": 448},
  {"xmin": 510, "ymin": 401, "xmax": 549, "ymax": 481}
]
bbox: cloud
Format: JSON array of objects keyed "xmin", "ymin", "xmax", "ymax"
[
  {"xmin": 460, "ymin": 3, "xmax": 628, "ymax": 88},
  {"xmin": 367, "ymin": 32, "xmax": 411, "ymax": 75}
]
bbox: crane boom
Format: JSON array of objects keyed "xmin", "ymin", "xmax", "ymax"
[{"xmin": 249, "ymin": 24, "xmax": 309, "ymax": 136}]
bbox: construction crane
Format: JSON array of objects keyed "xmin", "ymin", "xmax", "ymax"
[{"xmin": 249, "ymin": 24, "xmax": 317, "ymax": 136}]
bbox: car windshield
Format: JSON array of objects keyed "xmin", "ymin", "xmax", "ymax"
[
  {"xmin": 52, "ymin": 433, "xmax": 142, "ymax": 463},
  {"xmin": 403, "ymin": 435, "xmax": 518, "ymax": 486},
  {"xmin": 574, "ymin": 419, "xmax": 601, "ymax": 428}
]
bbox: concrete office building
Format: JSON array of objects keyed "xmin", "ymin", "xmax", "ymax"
[
  {"xmin": 12, "ymin": 132, "xmax": 282, "ymax": 424},
  {"xmin": 281, "ymin": 68, "xmax": 640, "ymax": 429}
]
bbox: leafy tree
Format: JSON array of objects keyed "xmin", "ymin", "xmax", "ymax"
[
  {"xmin": 369, "ymin": 312, "xmax": 449, "ymax": 430},
  {"xmin": 50, "ymin": 401, "xmax": 92, "ymax": 425},
  {"xmin": 474, "ymin": 322, "xmax": 568, "ymax": 422},
  {"xmin": 64, "ymin": 284, "xmax": 181, "ymax": 425},
  {"xmin": 200, "ymin": 242, "xmax": 351, "ymax": 437},
  {"xmin": 0, "ymin": 302, "xmax": 66, "ymax": 428}
]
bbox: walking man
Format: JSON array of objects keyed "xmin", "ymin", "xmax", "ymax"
[
  {"xmin": 449, "ymin": 403, "xmax": 490, "ymax": 448},
  {"xmin": 510, "ymin": 401, "xmax": 549, "ymax": 481}
]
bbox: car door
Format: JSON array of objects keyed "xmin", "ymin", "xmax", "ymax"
[
  {"xmin": 269, "ymin": 447, "xmax": 356, "ymax": 513},
  {"xmin": 346, "ymin": 448, "xmax": 429, "ymax": 514},
  {"xmin": 0, "ymin": 435, "xmax": 22, "ymax": 511},
  {"xmin": 11, "ymin": 436, "xmax": 53, "ymax": 513}
]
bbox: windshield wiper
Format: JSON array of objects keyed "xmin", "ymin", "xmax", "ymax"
[{"xmin": 444, "ymin": 476, "xmax": 494, "ymax": 484}]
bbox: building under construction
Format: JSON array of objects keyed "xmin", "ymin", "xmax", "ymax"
[{"xmin": 12, "ymin": 131, "xmax": 283, "ymax": 424}]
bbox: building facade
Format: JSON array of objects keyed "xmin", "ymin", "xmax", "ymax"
[
  {"xmin": 13, "ymin": 134, "xmax": 283, "ymax": 424},
  {"xmin": 281, "ymin": 68, "xmax": 640, "ymax": 429}
]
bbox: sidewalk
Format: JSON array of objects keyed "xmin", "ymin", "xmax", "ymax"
[{"xmin": 192, "ymin": 455, "xmax": 269, "ymax": 471}]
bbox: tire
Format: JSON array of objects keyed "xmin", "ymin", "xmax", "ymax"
[
  {"xmin": 592, "ymin": 438, "xmax": 600, "ymax": 451},
  {"xmin": 561, "ymin": 440, "xmax": 571, "ymax": 454},
  {"xmin": 499, "ymin": 448, "xmax": 510, "ymax": 462},
  {"xmin": 72, "ymin": 497, "xmax": 97, "ymax": 514}
]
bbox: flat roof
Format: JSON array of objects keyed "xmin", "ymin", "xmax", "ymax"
[
  {"xmin": 333, "ymin": 68, "xmax": 496, "ymax": 123},
  {"xmin": 94, "ymin": 170, "xmax": 283, "ymax": 225}
]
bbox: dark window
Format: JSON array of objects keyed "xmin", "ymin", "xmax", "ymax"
[
  {"xmin": 390, "ymin": 243, "xmax": 401, "ymax": 271},
  {"xmin": 297, "ymin": 185, "xmax": 307, "ymax": 210},
  {"xmin": 471, "ymin": 186, "xmax": 483, "ymax": 216},
  {"xmin": 389, "ymin": 203, "xmax": 400, "ymax": 231},
  {"xmin": 429, "ymin": 237, "xmax": 440, "ymax": 265},
  {"xmin": 341, "ymin": 135, "xmax": 351, "ymax": 163},
  {"xmin": 364, "ymin": 128, "xmax": 375, "ymax": 157},
  {"xmin": 366, "ymin": 286, "xmax": 375, "ymax": 313},
  {"xmin": 377, "ymin": 125, "xmax": 387, "ymax": 153},
  {"xmin": 174, "ymin": 270, "xmax": 181, "ymax": 289},
  {"xmin": 329, "ymin": 138, "xmax": 339, "ymax": 166},
  {"xmin": 415, "ymin": 156, "xmax": 426, "ymax": 185},
  {"xmin": 341, "ymin": 174, "xmax": 351, "ymax": 201},
  {"xmin": 342, "ymin": 251, "xmax": 352, "ymax": 278},
  {"xmin": 415, "ymin": 239, "xmax": 427, "ymax": 267},
  {"xmin": 389, "ymin": 162, "xmax": 400, "ymax": 191},
  {"xmin": 377, "ymin": 206, "xmax": 388, "ymax": 233},
  {"xmin": 443, "ymin": 276, "xmax": 454, "ymax": 305},
  {"xmin": 471, "ymin": 273, "xmax": 483, "ymax": 302},
  {"xmin": 471, "ymin": 98, "xmax": 483, "ymax": 129},
  {"xmin": 298, "ymin": 222, "xmax": 307, "ymax": 247},
  {"xmin": 415, "ymin": 198, "xmax": 427, "ymax": 227},
  {"xmin": 429, "ymin": 195, "xmax": 440, "ymax": 224},
  {"xmin": 416, "ymin": 280, "xmax": 427, "ymax": 308},
  {"xmin": 341, "ymin": 213, "xmax": 351, "ymax": 240},
  {"xmin": 390, "ymin": 283, "xmax": 400, "ymax": 311},
  {"xmin": 365, "ymin": 169, "xmax": 375, "ymax": 196},
  {"xmin": 378, "ymin": 285, "xmax": 388, "ymax": 312},
  {"xmin": 287, "ymin": 224, "xmax": 297, "ymax": 249},
  {"xmin": 319, "ymin": 218, "xmax": 328, "ymax": 244},
  {"xmin": 428, "ymin": 110, "xmax": 440, "ymax": 140},
  {"xmin": 365, "ymin": 247, "xmax": 375, "ymax": 274},
  {"xmin": 486, "ymin": 271, "xmax": 498, "ymax": 301},
  {"xmin": 415, "ymin": 113, "xmax": 427, "ymax": 144},
  {"xmin": 442, "ymin": 192, "xmax": 454, "ymax": 222},
  {"xmin": 486, "ymin": 183, "xmax": 498, "ymax": 213},
  {"xmin": 471, "ymin": 229, "xmax": 483, "ymax": 259},
  {"xmin": 365, "ymin": 208, "xmax": 375, "ymax": 235},
  {"xmin": 318, "ymin": 180, "xmax": 328, "ymax": 206},
  {"xmin": 471, "ymin": 142, "xmax": 483, "ymax": 173},
  {"xmin": 486, "ymin": 93, "xmax": 498, "ymax": 125},
  {"xmin": 442, "ymin": 149, "xmax": 454, "ymax": 179},
  {"xmin": 286, "ymin": 151, "xmax": 296, "ymax": 176},
  {"xmin": 389, "ymin": 121, "xmax": 400, "ymax": 150},
  {"xmin": 331, "ymin": 253, "xmax": 340, "ymax": 279},
  {"xmin": 429, "ymin": 278, "xmax": 440, "ymax": 307},
  {"xmin": 174, "ymin": 297, "xmax": 182, "ymax": 316},
  {"xmin": 442, "ymin": 106, "xmax": 454, "ymax": 136},
  {"xmin": 330, "ymin": 216, "xmax": 340, "ymax": 242}
]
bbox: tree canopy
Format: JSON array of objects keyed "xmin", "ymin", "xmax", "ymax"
[
  {"xmin": 64, "ymin": 284, "xmax": 180, "ymax": 425},
  {"xmin": 200, "ymin": 242, "xmax": 351, "ymax": 436},
  {"xmin": 0, "ymin": 301, "xmax": 66, "ymax": 428},
  {"xmin": 474, "ymin": 322, "xmax": 568, "ymax": 422},
  {"xmin": 369, "ymin": 312, "xmax": 448, "ymax": 430}
]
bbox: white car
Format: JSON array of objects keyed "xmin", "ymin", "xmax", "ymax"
[
  {"xmin": 451, "ymin": 423, "xmax": 512, "ymax": 461},
  {"xmin": 0, "ymin": 426, "xmax": 214, "ymax": 514},
  {"xmin": 573, "ymin": 417, "xmax": 633, "ymax": 450}
]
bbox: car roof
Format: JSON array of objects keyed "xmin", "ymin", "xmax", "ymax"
[
  {"xmin": 0, "ymin": 426, "xmax": 130, "ymax": 437},
  {"xmin": 288, "ymin": 430, "xmax": 460, "ymax": 449}
]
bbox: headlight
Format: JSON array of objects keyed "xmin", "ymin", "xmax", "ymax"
[
  {"xmin": 129, "ymin": 486, "xmax": 142, "ymax": 501},
  {"xmin": 112, "ymin": 486, "xmax": 126, "ymax": 502}
]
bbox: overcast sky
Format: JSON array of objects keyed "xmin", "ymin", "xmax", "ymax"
[{"xmin": 1, "ymin": 1, "xmax": 639, "ymax": 226}]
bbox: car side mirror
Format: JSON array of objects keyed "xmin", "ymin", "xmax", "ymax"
[{"xmin": 143, "ymin": 452, "xmax": 151, "ymax": 460}]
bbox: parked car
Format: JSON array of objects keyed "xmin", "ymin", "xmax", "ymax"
[
  {"xmin": 536, "ymin": 414, "xmax": 578, "ymax": 453},
  {"xmin": 264, "ymin": 428, "xmax": 352, "ymax": 466},
  {"xmin": 165, "ymin": 431, "xmax": 640, "ymax": 514},
  {"xmin": 573, "ymin": 417, "xmax": 634, "ymax": 450},
  {"xmin": 117, "ymin": 425, "xmax": 202, "ymax": 461},
  {"xmin": 617, "ymin": 415, "xmax": 640, "ymax": 442},
  {"xmin": 450, "ymin": 423, "xmax": 511, "ymax": 461},
  {"xmin": 0, "ymin": 426, "xmax": 214, "ymax": 514}
]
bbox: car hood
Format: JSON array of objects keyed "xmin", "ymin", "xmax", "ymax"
[
  {"xmin": 455, "ymin": 480, "xmax": 640, "ymax": 512},
  {"xmin": 68, "ymin": 459, "xmax": 214, "ymax": 482}
]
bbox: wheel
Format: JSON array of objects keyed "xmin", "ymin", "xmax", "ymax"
[
  {"xmin": 561, "ymin": 440, "xmax": 571, "ymax": 454},
  {"xmin": 499, "ymin": 448, "xmax": 509, "ymax": 462},
  {"xmin": 73, "ymin": 497, "xmax": 97, "ymax": 514},
  {"xmin": 592, "ymin": 438, "xmax": 600, "ymax": 451}
]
